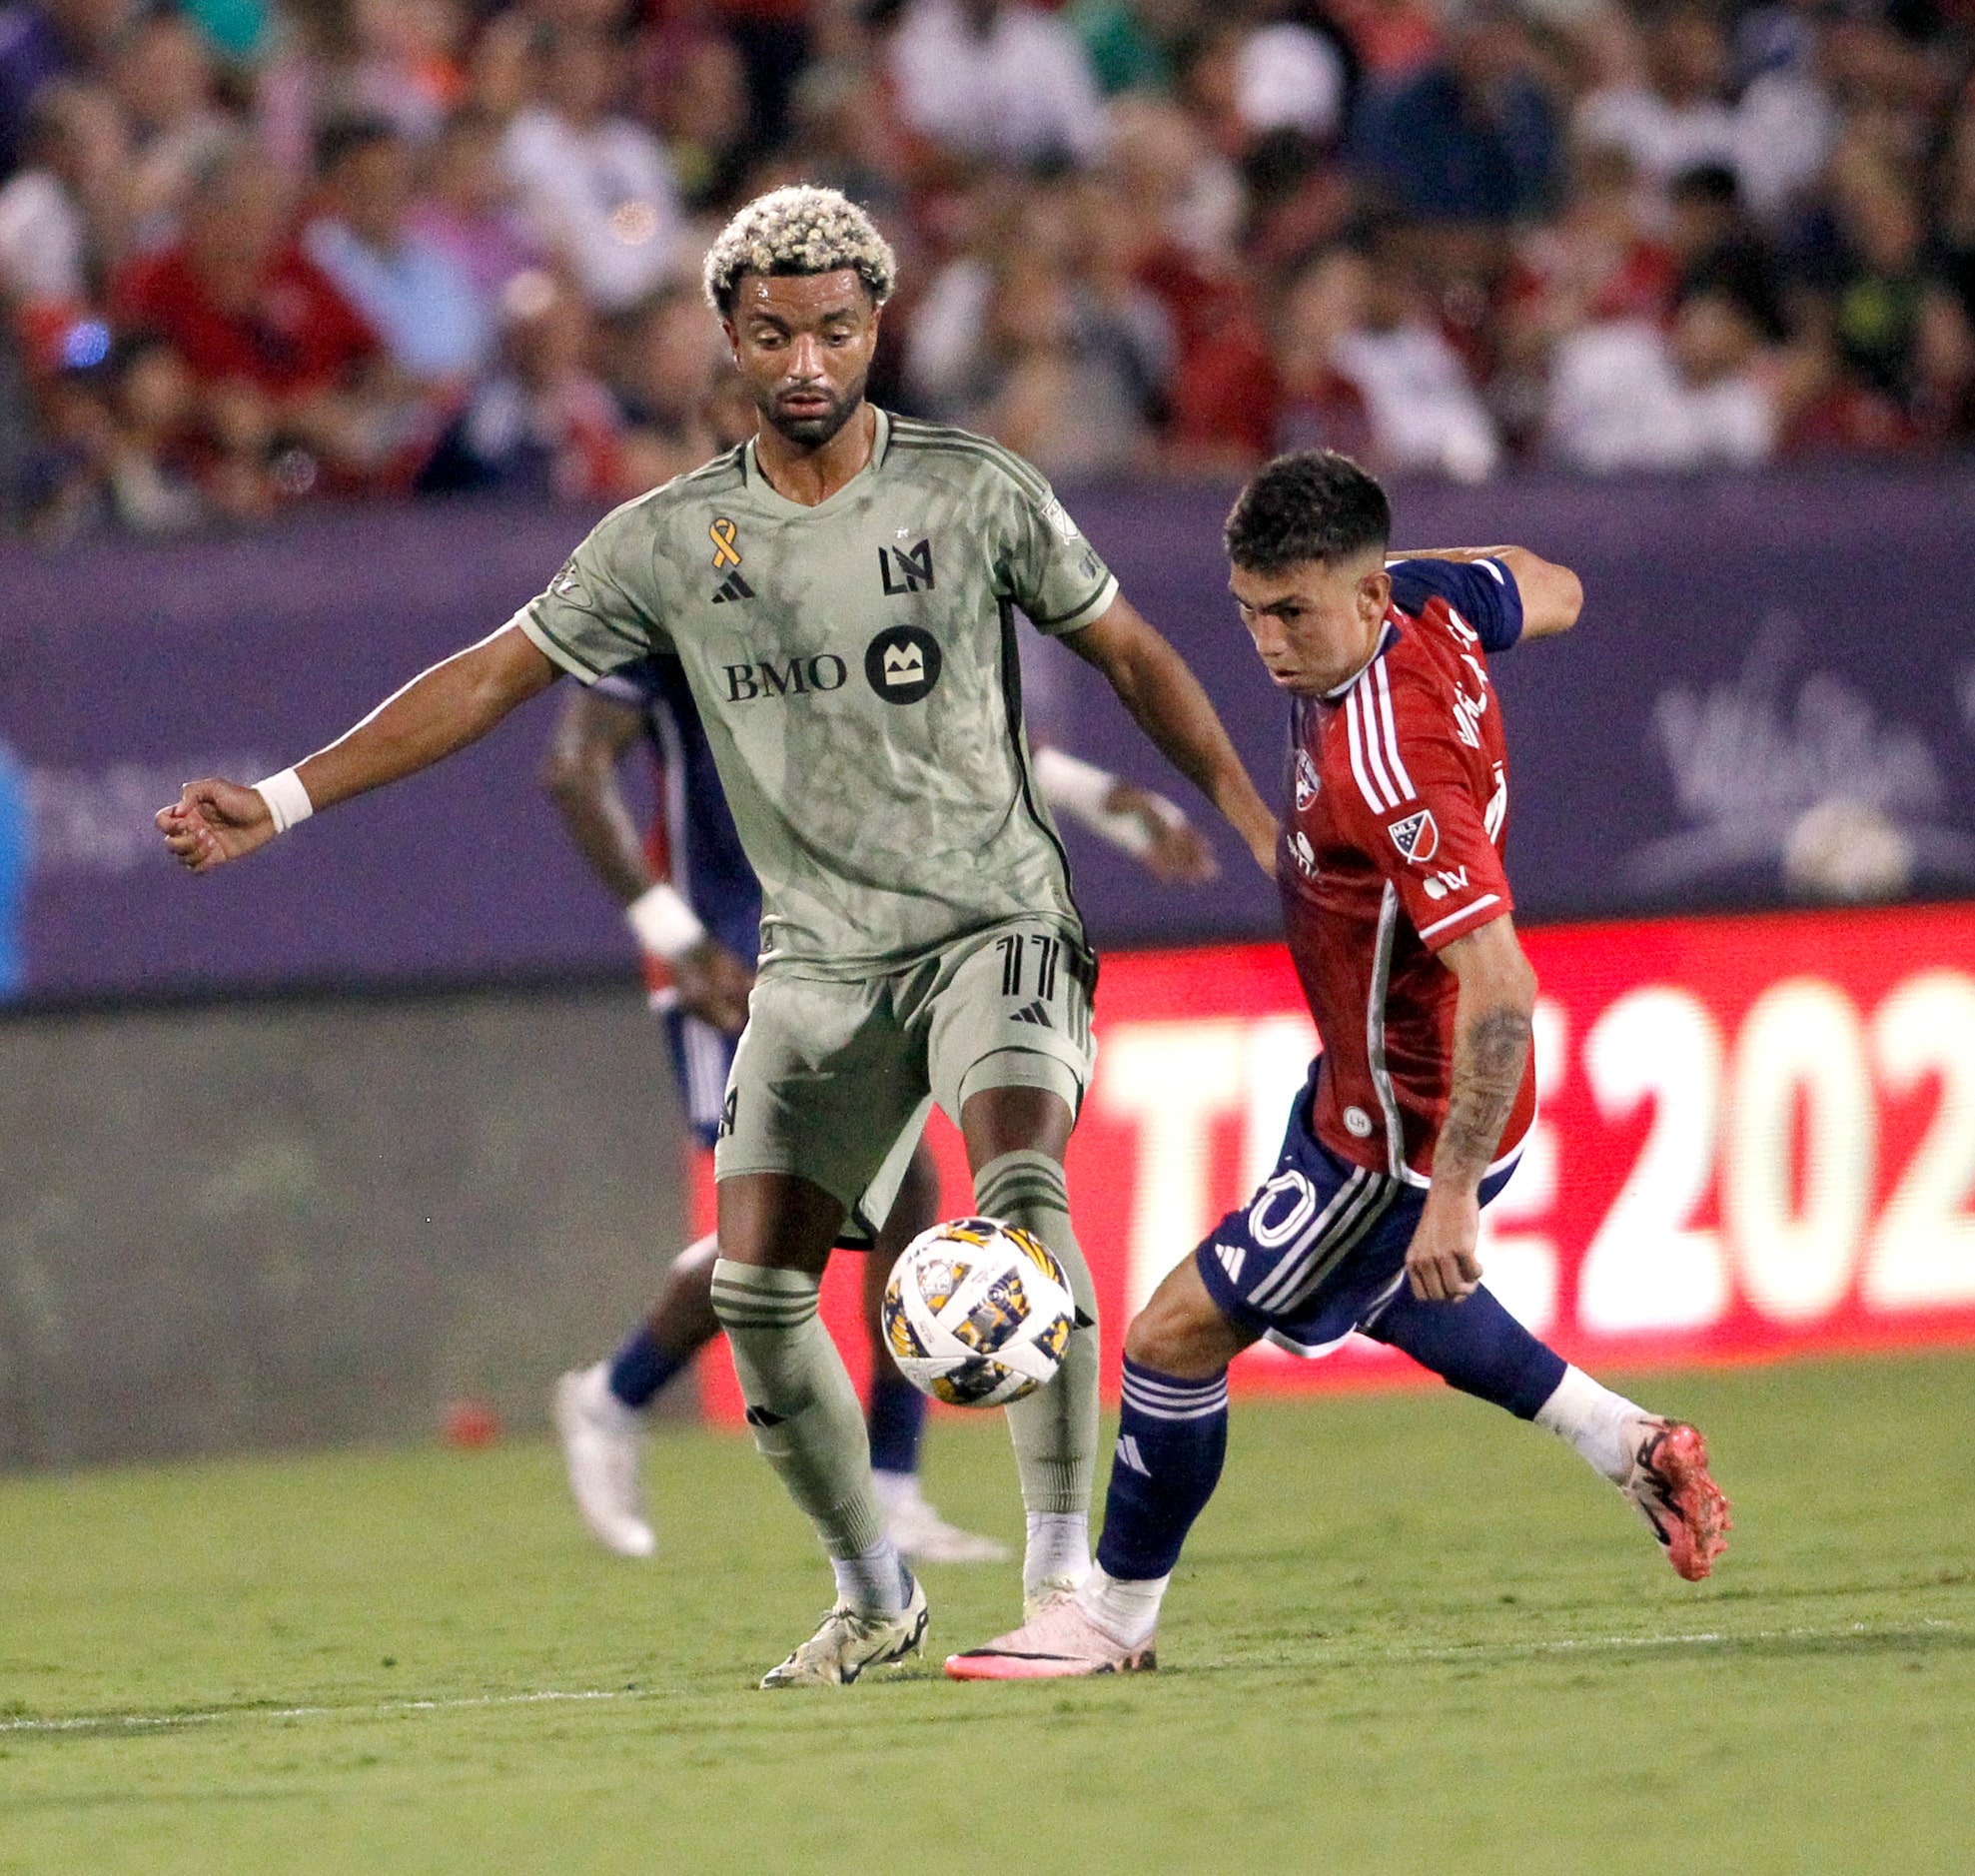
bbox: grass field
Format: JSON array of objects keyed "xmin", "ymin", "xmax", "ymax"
[{"xmin": 2, "ymin": 1352, "xmax": 1971, "ymax": 1875}]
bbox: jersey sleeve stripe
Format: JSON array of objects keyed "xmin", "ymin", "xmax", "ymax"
[
  {"xmin": 513, "ymin": 607, "xmax": 606, "ymax": 681},
  {"xmin": 1344, "ymin": 688, "xmax": 1395, "ymax": 811},
  {"xmin": 1418, "ymin": 892, "xmax": 1502, "ymax": 941},
  {"xmin": 1027, "ymin": 572, "xmax": 1118, "ymax": 633},
  {"xmin": 1372, "ymin": 659, "xmax": 1418, "ymax": 800}
]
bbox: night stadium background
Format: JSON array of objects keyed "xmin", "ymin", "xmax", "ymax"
[{"xmin": 2, "ymin": 1, "xmax": 1972, "ymax": 1868}]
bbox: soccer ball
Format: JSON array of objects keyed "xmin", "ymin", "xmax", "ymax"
[{"xmin": 881, "ymin": 1217, "xmax": 1077, "ymax": 1408}]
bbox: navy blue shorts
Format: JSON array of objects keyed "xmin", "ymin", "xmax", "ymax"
[
  {"xmin": 1195, "ymin": 1067, "xmax": 1518, "ymax": 1357},
  {"xmin": 664, "ymin": 1009, "xmax": 739, "ymax": 1152}
]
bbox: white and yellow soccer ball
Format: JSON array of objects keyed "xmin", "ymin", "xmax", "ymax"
[{"xmin": 881, "ymin": 1218, "xmax": 1077, "ymax": 1408}]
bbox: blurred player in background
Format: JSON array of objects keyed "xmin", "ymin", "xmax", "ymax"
[
  {"xmin": 949, "ymin": 451, "xmax": 1730, "ymax": 1678},
  {"xmin": 158, "ymin": 184, "xmax": 1277, "ymax": 1688},
  {"xmin": 544, "ymin": 649, "xmax": 1215, "ymax": 1564}
]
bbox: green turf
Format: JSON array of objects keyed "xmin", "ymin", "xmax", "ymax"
[{"xmin": 1, "ymin": 1353, "xmax": 1970, "ymax": 1875}]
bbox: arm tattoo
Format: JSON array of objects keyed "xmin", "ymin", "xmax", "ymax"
[{"xmin": 1437, "ymin": 1005, "xmax": 1531, "ymax": 1189}]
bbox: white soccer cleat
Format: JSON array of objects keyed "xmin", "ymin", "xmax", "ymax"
[
  {"xmin": 874, "ymin": 1476, "xmax": 1011, "ymax": 1564},
  {"xmin": 759, "ymin": 1576, "xmax": 930, "ymax": 1688},
  {"xmin": 945, "ymin": 1594, "xmax": 1154, "ymax": 1680},
  {"xmin": 552, "ymin": 1364, "xmax": 656, "ymax": 1559},
  {"xmin": 1022, "ymin": 1573, "xmax": 1088, "ymax": 1624}
]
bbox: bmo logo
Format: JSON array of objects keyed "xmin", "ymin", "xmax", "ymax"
[{"xmin": 865, "ymin": 625, "xmax": 942, "ymax": 704}]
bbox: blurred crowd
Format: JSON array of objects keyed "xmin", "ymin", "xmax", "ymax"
[{"xmin": 3, "ymin": 0, "xmax": 1974, "ymax": 538}]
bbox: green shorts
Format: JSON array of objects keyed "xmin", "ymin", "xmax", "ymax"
[{"xmin": 713, "ymin": 918, "xmax": 1097, "ymax": 1240}]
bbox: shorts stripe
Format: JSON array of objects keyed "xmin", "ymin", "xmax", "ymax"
[
  {"xmin": 1245, "ymin": 1168, "xmax": 1400, "ymax": 1315},
  {"xmin": 1243, "ymin": 1168, "xmax": 1370, "ymax": 1312},
  {"xmin": 1270, "ymin": 1178, "xmax": 1403, "ymax": 1314}
]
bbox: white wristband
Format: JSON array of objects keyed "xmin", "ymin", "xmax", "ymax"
[
  {"xmin": 253, "ymin": 767, "xmax": 314, "ymax": 835},
  {"xmin": 1034, "ymin": 745, "xmax": 1176, "ymax": 859},
  {"xmin": 625, "ymin": 881, "xmax": 707, "ymax": 961}
]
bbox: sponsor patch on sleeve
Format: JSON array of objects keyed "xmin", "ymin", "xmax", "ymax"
[{"xmin": 1387, "ymin": 807, "xmax": 1439, "ymax": 863}]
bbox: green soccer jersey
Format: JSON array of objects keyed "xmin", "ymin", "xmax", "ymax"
[{"xmin": 513, "ymin": 410, "xmax": 1120, "ymax": 975}]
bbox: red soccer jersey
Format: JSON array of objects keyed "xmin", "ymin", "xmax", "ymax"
[{"xmin": 1278, "ymin": 556, "xmax": 1535, "ymax": 1185}]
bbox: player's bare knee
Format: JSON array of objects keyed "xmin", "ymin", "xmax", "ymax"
[{"xmin": 1125, "ymin": 1260, "xmax": 1247, "ymax": 1380}]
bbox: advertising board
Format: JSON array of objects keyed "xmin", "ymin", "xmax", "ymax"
[{"xmin": 699, "ymin": 904, "xmax": 1975, "ymax": 1419}]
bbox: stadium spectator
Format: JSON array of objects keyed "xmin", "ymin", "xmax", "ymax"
[
  {"xmin": 1235, "ymin": 12, "xmax": 1350, "ymax": 146},
  {"xmin": 5, "ymin": 0, "xmax": 1975, "ymax": 531},
  {"xmin": 110, "ymin": 137, "xmax": 400, "ymax": 511},
  {"xmin": 303, "ymin": 114, "xmax": 491, "ymax": 389},
  {"xmin": 0, "ymin": 0, "xmax": 132, "ymax": 181},
  {"xmin": 1314, "ymin": 239, "xmax": 1502, "ymax": 479},
  {"xmin": 1574, "ymin": 3, "xmax": 1743, "ymax": 208},
  {"xmin": 1271, "ymin": 245, "xmax": 1373, "ymax": 459},
  {"xmin": 1542, "ymin": 276, "xmax": 1783, "ymax": 471},
  {"xmin": 1351, "ymin": 0, "xmax": 1562, "ymax": 226},
  {"xmin": 500, "ymin": 25, "xmax": 680, "ymax": 313},
  {"xmin": 1664, "ymin": 161, "xmax": 1786, "ymax": 330},
  {"xmin": 1493, "ymin": 140, "xmax": 1676, "ymax": 438},
  {"xmin": 638, "ymin": 26, "xmax": 753, "ymax": 216},
  {"xmin": 906, "ymin": 178, "xmax": 1167, "ymax": 475},
  {"xmin": 109, "ymin": 8, "xmax": 231, "ymax": 249},
  {"xmin": 407, "ymin": 107, "xmax": 539, "ymax": 307},
  {"xmin": 605, "ymin": 283, "xmax": 728, "ymax": 487},
  {"xmin": 424, "ymin": 269, "xmax": 625, "ymax": 500},
  {"xmin": 886, "ymin": 0, "xmax": 1106, "ymax": 170},
  {"xmin": 1794, "ymin": 141, "xmax": 1975, "ymax": 448},
  {"xmin": 0, "ymin": 79, "xmax": 129, "ymax": 320},
  {"xmin": 29, "ymin": 326, "xmax": 207, "ymax": 534}
]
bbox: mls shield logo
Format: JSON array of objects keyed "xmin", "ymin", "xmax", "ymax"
[
  {"xmin": 864, "ymin": 624, "xmax": 943, "ymax": 704},
  {"xmin": 1388, "ymin": 808, "xmax": 1439, "ymax": 864},
  {"xmin": 1294, "ymin": 749, "xmax": 1320, "ymax": 811}
]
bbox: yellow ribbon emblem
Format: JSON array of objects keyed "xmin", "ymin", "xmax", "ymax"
[{"xmin": 709, "ymin": 518, "xmax": 742, "ymax": 569}]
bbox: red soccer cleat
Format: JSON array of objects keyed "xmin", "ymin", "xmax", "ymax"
[{"xmin": 1620, "ymin": 1417, "xmax": 1731, "ymax": 1581}]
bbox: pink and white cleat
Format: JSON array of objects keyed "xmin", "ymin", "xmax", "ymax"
[
  {"xmin": 944, "ymin": 1596, "xmax": 1155, "ymax": 1680},
  {"xmin": 1620, "ymin": 1416, "xmax": 1731, "ymax": 1581}
]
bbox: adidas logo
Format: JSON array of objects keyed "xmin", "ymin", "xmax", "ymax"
[
  {"xmin": 1011, "ymin": 999, "xmax": 1053, "ymax": 1028},
  {"xmin": 1115, "ymin": 1434, "xmax": 1151, "ymax": 1477},
  {"xmin": 710, "ymin": 571, "xmax": 755, "ymax": 604},
  {"xmin": 1214, "ymin": 1241, "xmax": 1246, "ymax": 1286}
]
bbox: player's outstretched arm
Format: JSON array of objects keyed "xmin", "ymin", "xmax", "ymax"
[
  {"xmin": 1063, "ymin": 594, "xmax": 1279, "ymax": 874},
  {"xmin": 1387, "ymin": 546, "xmax": 1583, "ymax": 641},
  {"xmin": 539, "ymin": 685, "xmax": 753, "ymax": 1034},
  {"xmin": 1404, "ymin": 913, "xmax": 1537, "ymax": 1304},
  {"xmin": 156, "ymin": 622, "xmax": 557, "ymax": 874}
]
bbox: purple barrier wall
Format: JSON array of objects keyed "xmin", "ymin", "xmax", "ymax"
[{"xmin": 7, "ymin": 466, "xmax": 1974, "ymax": 1003}]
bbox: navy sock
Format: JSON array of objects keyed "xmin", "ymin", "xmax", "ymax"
[
  {"xmin": 1094, "ymin": 1359, "xmax": 1230, "ymax": 1581},
  {"xmin": 1366, "ymin": 1284, "xmax": 1566, "ymax": 1420},
  {"xmin": 866, "ymin": 1369, "xmax": 927, "ymax": 1476},
  {"xmin": 606, "ymin": 1326, "xmax": 689, "ymax": 1410}
]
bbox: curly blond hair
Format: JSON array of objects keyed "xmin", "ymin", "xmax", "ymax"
[{"xmin": 702, "ymin": 184, "xmax": 897, "ymax": 316}]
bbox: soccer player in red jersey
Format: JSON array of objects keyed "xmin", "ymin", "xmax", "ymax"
[{"xmin": 949, "ymin": 451, "xmax": 1730, "ymax": 1679}]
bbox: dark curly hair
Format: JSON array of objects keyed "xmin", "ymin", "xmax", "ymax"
[{"xmin": 1224, "ymin": 451, "xmax": 1391, "ymax": 574}]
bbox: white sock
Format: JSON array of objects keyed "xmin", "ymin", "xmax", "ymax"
[
  {"xmin": 1076, "ymin": 1564, "xmax": 1169, "ymax": 1649},
  {"xmin": 1023, "ymin": 1510, "xmax": 1091, "ymax": 1597},
  {"xmin": 830, "ymin": 1536, "xmax": 909, "ymax": 1615},
  {"xmin": 1534, "ymin": 1366, "xmax": 1645, "ymax": 1483}
]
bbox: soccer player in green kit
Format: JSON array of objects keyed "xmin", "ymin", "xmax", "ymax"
[{"xmin": 158, "ymin": 186, "xmax": 1278, "ymax": 1687}]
